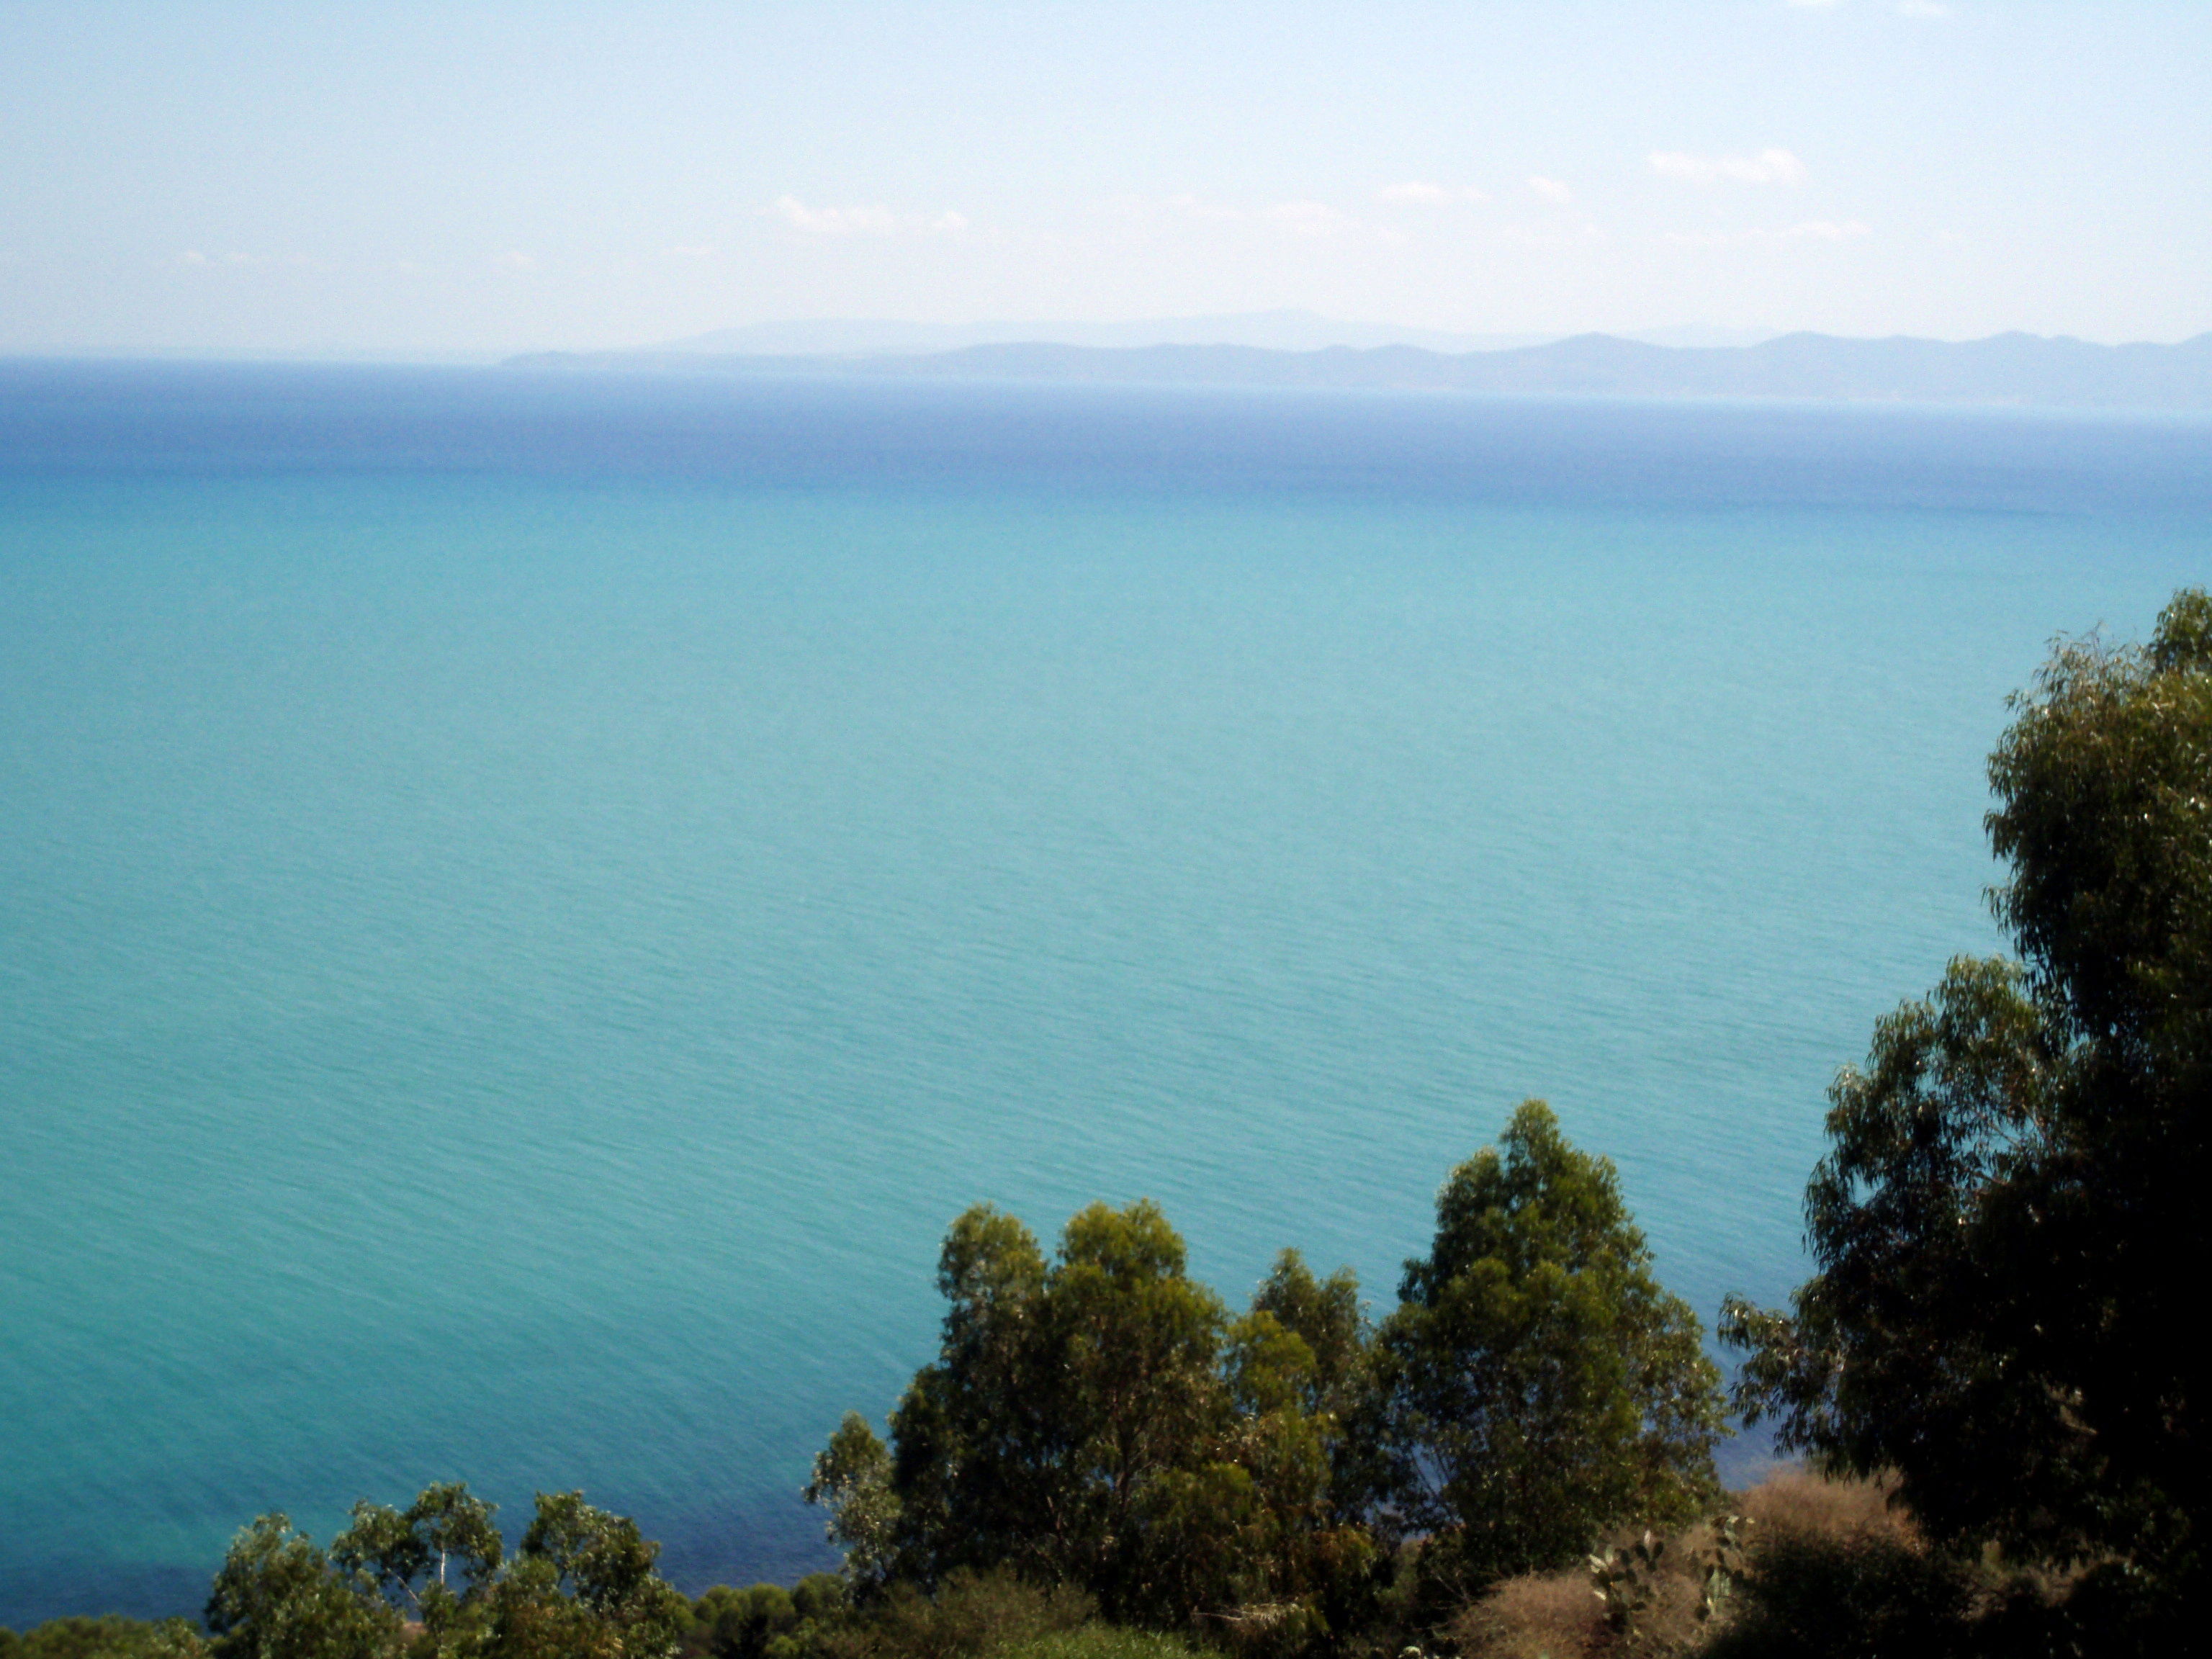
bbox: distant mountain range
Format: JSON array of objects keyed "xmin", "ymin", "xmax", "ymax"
[
  {"xmin": 508, "ymin": 328, "xmax": 2212, "ymax": 413},
  {"xmin": 637, "ymin": 311, "xmax": 1777, "ymax": 356}
]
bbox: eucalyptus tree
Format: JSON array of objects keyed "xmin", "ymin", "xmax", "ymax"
[
  {"xmin": 813, "ymin": 1112, "xmax": 1735, "ymax": 1627},
  {"xmin": 1366, "ymin": 1100, "xmax": 1725, "ymax": 1595},
  {"xmin": 1725, "ymin": 589, "xmax": 2212, "ymax": 1600},
  {"xmin": 206, "ymin": 1488, "xmax": 685, "ymax": 1659},
  {"xmin": 331, "ymin": 1483, "xmax": 503, "ymax": 1624},
  {"xmin": 205, "ymin": 1516, "xmax": 398, "ymax": 1659},
  {"xmin": 809, "ymin": 1201, "xmax": 1369, "ymax": 1629},
  {"xmin": 872, "ymin": 1199, "xmax": 1233, "ymax": 1616}
]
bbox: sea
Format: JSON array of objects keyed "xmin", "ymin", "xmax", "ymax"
[{"xmin": 3, "ymin": 360, "xmax": 2208, "ymax": 1629}]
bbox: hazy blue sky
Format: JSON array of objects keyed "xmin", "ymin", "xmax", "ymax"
[{"xmin": 1, "ymin": 1, "xmax": 2206, "ymax": 354}]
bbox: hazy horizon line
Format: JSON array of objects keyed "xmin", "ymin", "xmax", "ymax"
[{"xmin": 10, "ymin": 314, "xmax": 2212, "ymax": 369}]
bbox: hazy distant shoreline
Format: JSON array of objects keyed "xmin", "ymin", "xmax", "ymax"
[{"xmin": 505, "ymin": 331, "xmax": 2212, "ymax": 413}]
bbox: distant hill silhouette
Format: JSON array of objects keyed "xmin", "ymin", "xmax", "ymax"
[
  {"xmin": 507, "ymin": 331, "xmax": 2212, "ymax": 412},
  {"xmin": 650, "ymin": 310, "xmax": 1565, "ymax": 355}
]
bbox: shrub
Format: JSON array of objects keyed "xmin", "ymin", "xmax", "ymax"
[
  {"xmin": 1449, "ymin": 1572, "xmax": 1609, "ymax": 1658},
  {"xmin": 993, "ymin": 1630, "xmax": 1200, "ymax": 1659},
  {"xmin": 1706, "ymin": 1469, "xmax": 1979, "ymax": 1659},
  {"xmin": 1449, "ymin": 1516, "xmax": 1737, "ymax": 1658},
  {"xmin": 1444, "ymin": 1469, "xmax": 1944, "ymax": 1659},
  {"xmin": 1732, "ymin": 1469, "xmax": 1907, "ymax": 1545},
  {"xmin": 1706, "ymin": 1529, "xmax": 1977, "ymax": 1659},
  {"xmin": 808, "ymin": 1571, "xmax": 1092, "ymax": 1659},
  {"xmin": 688, "ymin": 1584, "xmax": 799, "ymax": 1659},
  {"xmin": 0, "ymin": 1619, "xmax": 207, "ymax": 1659}
]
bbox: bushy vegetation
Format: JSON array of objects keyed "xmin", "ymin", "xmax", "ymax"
[
  {"xmin": 12, "ymin": 590, "xmax": 2209, "ymax": 1658},
  {"xmin": 805, "ymin": 1099, "xmax": 1725, "ymax": 1642},
  {"xmin": 1722, "ymin": 588, "xmax": 2212, "ymax": 1645},
  {"xmin": 991, "ymin": 1630, "xmax": 1199, "ymax": 1659},
  {"xmin": 1362, "ymin": 1105, "xmax": 1726, "ymax": 1599},
  {"xmin": 0, "ymin": 1619, "xmax": 208, "ymax": 1659}
]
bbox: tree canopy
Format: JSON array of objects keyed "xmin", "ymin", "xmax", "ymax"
[
  {"xmin": 1365, "ymin": 1100, "xmax": 1726, "ymax": 1593},
  {"xmin": 1724, "ymin": 588, "xmax": 2212, "ymax": 1596},
  {"xmin": 813, "ymin": 1199, "xmax": 1359, "ymax": 1629},
  {"xmin": 203, "ymin": 1488, "xmax": 686, "ymax": 1659},
  {"xmin": 810, "ymin": 1112, "xmax": 1724, "ymax": 1635}
]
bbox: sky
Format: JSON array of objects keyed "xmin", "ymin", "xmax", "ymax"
[{"xmin": 1, "ymin": 1, "xmax": 2207, "ymax": 356}]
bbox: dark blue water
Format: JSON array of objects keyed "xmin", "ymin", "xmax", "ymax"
[{"xmin": 3, "ymin": 361, "xmax": 2207, "ymax": 1627}]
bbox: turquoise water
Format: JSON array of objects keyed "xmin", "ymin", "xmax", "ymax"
[{"xmin": 3, "ymin": 365, "xmax": 2208, "ymax": 1626}]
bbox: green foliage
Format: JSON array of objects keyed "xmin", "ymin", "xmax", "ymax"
[
  {"xmin": 1700, "ymin": 1529, "xmax": 1981, "ymax": 1659},
  {"xmin": 1585, "ymin": 1515, "xmax": 1748, "ymax": 1647},
  {"xmin": 1367, "ymin": 1101, "xmax": 1727, "ymax": 1593},
  {"xmin": 684, "ymin": 1576, "xmax": 850, "ymax": 1659},
  {"xmin": 1588, "ymin": 1529, "xmax": 1671, "ymax": 1640},
  {"xmin": 992, "ymin": 1631, "xmax": 1200, "ymax": 1659},
  {"xmin": 1990, "ymin": 588, "xmax": 2212, "ymax": 1050},
  {"xmin": 816, "ymin": 1200, "xmax": 1372, "ymax": 1632},
  {"xmin": 1716, "ymin": 961, "xmax": 2090, "ymax": 1547},
  {"xmin": 809, "ymin": 1571, "xmax": 1092, "ymax": 1659},
  {"xmin": 688, "ymin": 1584, "xmax": 798, "ymax": 1659},
  {"xmin": 516, "ymin": 1490, "xmax": 687, "ymax": 1645},
  {"xmin": 205, "ymin": 1515, "xmax": 400, "ymax": 1659},
  {"xmin": 1724, "ymin": 588, "xmax": 2212, "ymax": 1591},
  {"xmin": 1248, "ymin": 1253, "xmax": 1364, "ymax": 1421},
  {"xmin": 331, "ymin": 1483, "xmax": 504, "ymax": 1621},
  {"xmin": 197, "ymin": 1488, "xmax": 685, "ymax": 1659},
  {"xmin": 0, "ymin": 1618, "xmax": 207, "ymax": 1659},
  {"xmin": 788, "ymin": 1580, "xmax": 849, "ymax": 1627},
  {"xmin": 459, "ymin": 1559, "xmax": 613, "ymax": 1659},
  {"xmin": 805, "ymin": 1418, "xmax": 899, "ymax": 1594},
  {"xmin": 874, "ymin": 1202, "xmax": 1225, "ymax": 1616},
  {"xmin": 1695, "ymin": 1513, "xmax": 1753, "ymax": 1627},
  {"xmin": 813, "ymin": 1119, "xmax": 1725, "ymax": 1641}
]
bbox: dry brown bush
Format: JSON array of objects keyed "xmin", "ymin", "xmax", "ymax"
[
  {"xmin": 1732, "ymin": 1468, "xmax": 1910, "ymax": 1547},
  {"xmin": 1449, "ymin": 1570, "xmax": 1609, "ymax": 1659},
  {"xmin": 1445, "ymin": 1467, "xmax": 1923, "ymax": 1659},
  {"xmin": 1449, "ymin": 1523, "xmax": 1718, "ymax": 1658}
]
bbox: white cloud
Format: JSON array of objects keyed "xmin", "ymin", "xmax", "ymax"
[
  {"xmin": 496, "ymin": 250, "xmax": 537, "ymax": 271},
  {"xmin": 768, "ymin": 197, "xmax": 898, "ymax": 236},
  {"xmin": 179, "ymin": 250, "xmax": 210, "ymax": 266},
  {"xmin": 1527, "ymin": 176, "xmax": 1574, "ymax": 203},
  {"xmin": 1786, "ymin": 0, "xmax": 1843, "ymax": 9},
  {"xmin": 1649, "ymin": 148, "xmax": 1807, "ymax": 186},
  {"xmin": 1781, "ymin": 218, "xmax": 1870, "ymax": 240},
  {"xmin": 1897, "ymin": 0, "xmax": 1948, "ymax": 15},
  {"xmin": 1380, "ymin": 181, "xmax": 1488, "ymax": 204}
]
